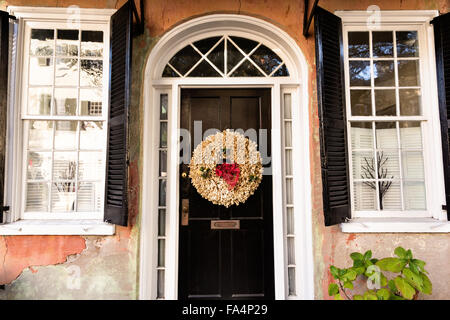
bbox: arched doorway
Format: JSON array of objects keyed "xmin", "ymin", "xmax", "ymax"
[{"xmin": 140, "ymin": 14, "xmax": 314, "ymax": 300}]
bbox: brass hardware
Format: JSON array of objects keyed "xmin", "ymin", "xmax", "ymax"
[
  {"xmin": 211, "ymin": 220, "xmax": 240, "ymax": 230},
  {"xmin": 181, "ymin": 172, "xmax": 187, "ymax": 178},
  {"xmin": 181, "ymin": 199, "xmax": 189, "ymax": 226}
]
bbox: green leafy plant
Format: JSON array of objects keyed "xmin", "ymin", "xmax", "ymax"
[{"xmin": 328, "ymin": 247, "xmax": 432, "ymax": 300}]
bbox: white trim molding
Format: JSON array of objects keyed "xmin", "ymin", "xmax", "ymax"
[
  {"xmin": 7, "ymin": 6, "xmax": 116, "ymax": 22},
  {"xmin": 335, "ymin": 10, "xmax": 439, "ymax": 25},
  {"xmin": 341, "ymin": 218, "xmax": 450, "ymax": 233},
  {"xmin": 140, "ymin": 14, "xmax": 314, "ymax": 300},
  {"xmin": 0, "ymin": 219, "xmax": 115, "ymax": 235}
]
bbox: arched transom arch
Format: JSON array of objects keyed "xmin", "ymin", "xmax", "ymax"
[{"xmin": 162, "ymin": 35, "xmax": 290, "ymax": 78}]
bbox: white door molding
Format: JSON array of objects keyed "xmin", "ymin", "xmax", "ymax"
[{"xmin": 140, "ymin": 14, "xmax": 314, "ymax": 300}]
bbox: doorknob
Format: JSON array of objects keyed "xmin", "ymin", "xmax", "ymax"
[{"xmin": 181, "ymin": 198, "xmax": 189, "ymax": 226}]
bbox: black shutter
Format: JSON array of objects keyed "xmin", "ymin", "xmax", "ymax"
[
  {"xmin": 104, "ymin": 2, "xmax": 132, "ymax": 226},
  {"xmin": 314, "ymin": 7, "xmax": 351, "ymax": 226},
  {"xmin": 0, "ymin": 11, "xmax": 9, "ymax": 223},
  {"xmin": 432, "ymin": 12, "xmax": 450, "ymax": 220}
]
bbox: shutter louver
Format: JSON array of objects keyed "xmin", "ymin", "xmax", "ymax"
[
  {"xmin": 314, "ymin": 7, "xmax": 351, "ymax": 226},
  {"xmin": 432, "ymin": 12, "xmax": 450, "ymax": 220},
  {"xmin": 104, "ymin": 2, "xmax": 132, "ymax": 226},
  {"xmin": 0, "ymin": 11, "xmax": 9, "ymax": 223}
]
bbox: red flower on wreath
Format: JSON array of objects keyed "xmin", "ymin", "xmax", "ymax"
[{"xmin": 215, "ymin": 163, "xmax": 240, "ymax": 190}]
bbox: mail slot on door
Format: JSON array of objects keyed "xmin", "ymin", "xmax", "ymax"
[{"xmin": 211, "ymin": 220, "xmax": 240, "ymax": 230}]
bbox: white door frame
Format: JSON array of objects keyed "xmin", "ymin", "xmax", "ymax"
[{"xmin": 140, "ymin": 14, "xmax": 314, "ymax": 300}]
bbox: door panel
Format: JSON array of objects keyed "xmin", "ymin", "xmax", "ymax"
[{"xmin": 179, "ymin": 88, "xmax": 274, "ymax": 300}]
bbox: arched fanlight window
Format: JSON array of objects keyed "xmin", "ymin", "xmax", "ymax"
[{"xmin": 162, "ymin": 36, "xmax": 290, "ymax": 77}]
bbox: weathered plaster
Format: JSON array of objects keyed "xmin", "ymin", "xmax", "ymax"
[{"xmin": 0, "ymin": 0, "xmax": 448, "ymax": 300}]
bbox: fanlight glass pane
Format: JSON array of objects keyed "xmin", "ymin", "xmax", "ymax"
[
  {"xmin": 162, "ymin": 36, "xmax": 289, "ymax": 78},
  {"xmin": 250, "ymin": 44, "xmax": 282, "ymax": 75}
]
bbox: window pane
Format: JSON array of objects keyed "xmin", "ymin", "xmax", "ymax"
[
  {"xmin": 286, "ymin": 207, "xmax": 294, "ymax": 235},
  {"xmin": 287, "ymin": 237, "xmax": 295, "ymax": 265},
  {"xmin": 353, "ymin": 182, "xmax": 377, "ymax": 210},
  {"xmin": 158, "ymin": 239, "xmax": 165, "ymax": 267},
  {"xmin": 28, "ymin": 120, "xmax": 53, "ymax": 150},
  {"xmin": 288, "ymin": 267, "xmax": 296, "ymax": 296},
  {"xmin": 160, "ymin": 122, "xmax": 167, "ymax": 148},
  {"xmin": 399, "ymin": 89, "xmax": 421, "ymax": 116},
  {"xmin": 188, "ymin": 60, "xmax": 221, "ymax": 77},
  {"xmin": 372, "ymin": 31, "xmax": 393, "ymax": 57},
  {"xmin": 285, "ymin": 149, "xmax": 292, "ymax": 176},
  {"xmin": 207, "ymin": 40, "xmax": 225, "ymax": 73},
  {"xmin": 398, "ymin": 60, "xmax": 420, "ymax": 87},
  {"xmin": 27, "ymin": 152, "xmax": 52, "ymax": 180},
  {"xmin": 162, "ymin": 65, "xmax": 179, "ymax": 77},
  {"xmin": 396, "ymin": 31, "xmax": 419, "ymax": 57},
  {"xmin": 348, "ymin": 32, "xmax": 369, "ymax": 58},
  {"xmin": 284, "ymin": 94, "xmax": 292, "ymax": 119},
  {"xmin": 55, "ymin": 58, "xmax": 78, "ymax": 86},
  {"xmin": 403, "ymin": 181, "xmax": 426, "ymax": 210},
  {"xmin": 56, "ymin": 29, "xmax": 79, "ymax": 56},
  {"xmin": 402, "ymin": 151, "xmax": 424, "ymax": 180},
  {"xmin": 80, "ymin": 88, "xmax": 103, "ymax": 116},
  {"xmin": 81, "ymin": 31, "xmax": 103, "ymax": 57},
  {"xmin": 230, "ymin": 59, "xmax": 264, "ymax": 77},
  {"xmin": 169, "ymin": 45, "xmax": 201, "ymax": 75},
  {"xmin": 272, "ymin": 64, "xmax": 289, "ymax": 77},
  {"xmin": 226, "ymin": 40, "xmax": 244, "ymax": 73},
  {"xmin": 80, "ymin": 60, "xmax": 103, "ymax": 87},
  {"xmin": 26, "ymin": 182, "xmax": 49, "ymax": 212},
  {"xmin": 28, "ymin": 88, "xmax": 52, "ymax": 115},
  {"xmin": 380, "ymin": 181, "xmax": 402, "ymax": 210},
  {"xmin": 351, "ymin": 122, "xmax": 373, "ymax": 150},
  {"xmin": 286, "ymin": 178, "xmax": 293, "ymax": 205},
  {"xmin": 55, "ymin": 121, "xmax": 77, "ymax": 150},
  {"xmin": 159, "ymin": 150, "xmax": 167, "ymax": 177},
  {"xmin": 77, "ymin": 181, "xmax": 102, "ymax": 212},
  {"xmin": 157, "ymin": 270, "xmax": 165, "ymax": 298},
  {"xmin": 229, "ymin": 36, "xmax": 258, "ymax": 54},
  {"xmin": 350, "ymin": 90, "xmax": 372, "ymax": 116},
  {"xmin": 375, "ymin": 122, "xmax": 397, "ymax": 149},
  {"xmin": 377, "ymin": 150, "xmax": 400, "ymax": 179},
  {"xmin": 158, "ymin": 209, "xmax": 166, "ymax": 237},
  {"xmin": 349, "ymin": 61, "xmax": 371, "ymax": 86},
  {"xmin": 51, "ymin": 182, "xmax": 76, "ymax": 212},
  {"xmin": 159, "ymin": 179, "xmax": 166, "ymax": 206},
  {"xmin": 29, "ymin": 57, "xmax": 54, "ymax": 85},
  {"xmin": 79, "ymin": 152, "xmax": 103, "ymax": 181},
  {"xmin": 53, "ymin": 152, "xmax": 77, "ymax": 181},
  {"xmin": 80, "ymin": 121, "xmax": 104, "ymax": 150},
  {"xmin": 193, "ymin": 36, "xmax": 221, "ymax": 54},
  {"xmin": 352, "ymin": 151, "xmax": 374, "ymax": 179},
  {"xmin": 284, "ymin": 121, "xmax": 292, "ymax": 147},
  {"xmin": 30, "ymin": 29, "xmax": 54, "ymax": 56},
  {"xmin": 160, "ymin": 94, "xmax": 168, "ymax": 120},
  {"xmin": 54, "ymin": 88, "xmax": 77, "ymax": 116},
  {"xmin": 400, "ymin": 122, "xmax": 422, "ymax": 149},
  {"xmin": 374, "ymin": 61, "xmax": 395, "ymax": 87},
  {"xmin": 375, "ymin": 89, "xmax": 396, "ymax": 116},
  {"xmin": 250, "ymin": 44, "xmax": 283, "ymax": 75}
]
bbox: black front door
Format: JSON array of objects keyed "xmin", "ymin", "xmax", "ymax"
[{"xmin": 178, "ymin": 88, "xmax": 274, "ymax": 300}]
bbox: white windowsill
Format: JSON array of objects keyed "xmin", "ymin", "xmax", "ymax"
[
  {"xmin": 341, "ymin": 218, "xmax": 450, "ymax": 233},
  {"xmin": 0, "ymin": 219, "xmax": 115, "ymax": 235}
]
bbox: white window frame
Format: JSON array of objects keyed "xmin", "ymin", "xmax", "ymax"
[
  {"xmin": 337, "ymin": 10, "xmax": 450, "ymax": 233},
  {"xmin": 0, "ymin": 7, "xmax": 116, "ymax": 235}
]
